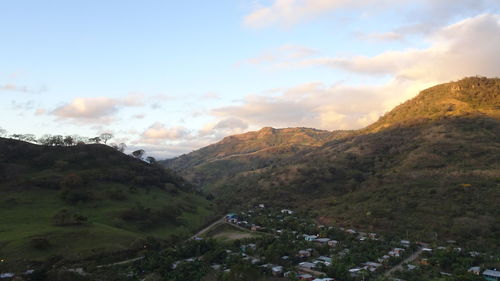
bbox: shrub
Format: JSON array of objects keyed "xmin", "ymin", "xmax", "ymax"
[{"xmin": 30, "ymin": 237, "xmax": 50, "ymax": 249}]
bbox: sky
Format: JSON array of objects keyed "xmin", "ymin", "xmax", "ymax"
[{"xmin": 1, "ymin": 0, "xmax": 500, "ymax": 159}]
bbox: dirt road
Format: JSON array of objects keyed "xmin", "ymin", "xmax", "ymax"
[{"xmin": 384, "ymin": 248, "xmax": 423, "ymax": 277}]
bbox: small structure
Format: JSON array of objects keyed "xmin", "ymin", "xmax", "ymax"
[
  {"xmin": 328, "ymin": 240, "xmax": 338, "ymax": 247},
  {"xmin": 272, "ymin": 265, "xmax": 284, "ymax": 276},
  {"xmin": 225, "ymin": 213, "xmax": 238, "ymax": 222},
  {"xmin": 483, "ymin": 269, "xmax": 500, "ymax": 281},
  {"xmin": 281, "ymin": 209, "xmax": 294, "ymax": 215},
  {"xmin": 304, "ymin": 235, "xmax": 318, "ymax": 241},
  {"xmin": 315, "ymin": 238, "xmax": 330, "ymax": 244},
  {"xmin": 468, "ymin": 266, "xmax": 480, "ymax": 275},
  {"xmin": 251, "ymin": 225, "xmax": 262, "ymax": 231},
  {"xmin": 401, "ymin": 240, "xmax": 410, "ymax": 247},
  {"xmin": 298, "ymin": 250, "xmax": 311, "ymax": 258},
  {"xmin": 346, "ymin": 229, "xmax": 357, "ymax": 235},
  {"xmin": 422, "ymin": 247, "xmax": 433, "ymax": 253},
  {"xmin": 407, "ymin": 264, "xmax": 417, "ymax": 271},
  {"xmin": 298, "ymin": 273, "xmax": 314, "ymax": 280},
  {"xmin": 299, "ymin": 262, "xmax": 316, "ymax": 270},
  {"xmin": 363, "ymin": 262, "xmax": 383, "ymax": 272}
]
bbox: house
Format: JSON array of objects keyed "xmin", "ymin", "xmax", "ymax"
[
  {"xmin": 422, "ymin": 247, "xmax": 433, "ymax": 253},
  {"xmin": 211, "ymin": 264, "xmax": 222, "ymax": 270},
  {"xmin": 483, "ymin": 269, "xmax": 500, "ymax": 281},
  {"xmin": 304, "ymin": 235, "xmax": 318, "ymax": 241},
  {"xmin": 348, "ymin": 268, "xmax": 364, "ymax": 277},
  {"xmin": 0, "ymin": 273, "xmax": 15, "ymax": 279},
  {"xmin": 407, "ymin": 264, "xmax": 417, "ymax": 271},
  {"xmin": 315, "ymin": 238, "xmax": 330, "ymax": 244},
  {"xmin": 251, "ymin": 258, "xmax": 260, "ymax": 264},
  {"xmin": 317, "ymin": 256, "xmax": 333, "ymax": 264},
  {"xmin": 363, "ymin": 262, "xmax": 382, "ymax": 271},
  {"xmin": 401, "ymin": 240, "xmax": 410, "ymax": 247},
  {"xmin": 225, "ymin": 213, "xmax": 238, "ymax": 222},
  {"xmin": 378, "ymin": 255, "xmax": 390, "ymax": 263},
  {"xmin": 258, "ymin": 204, "xmax": 265, "ymax": 208},
  {"xmin": 281, "ymin": 209, "xmax": 294, "ymax": 215},
  {"xmin": 313, "ymin": 278, "xmax": 334, "ymax": 281},
  {"xmin": 345, "ymin": 229, "xmax": 357, "ymax": 235},
  {"xmin": 298, "ymin": 273, "xmax": 314, "ymax": 280},
  {"xmin": 327, "ymin": 240, "xmax": 338, "ymax": 247},
  {"xmin": 468, "ymin": 266, "xmax": 480, "ymax": 275},
  {"xmin": 298, "ymin": 250, "xmax": 311, "ymax": 258},
  {"xmin": 272, "ymin": 266, "xmax": 284, "ymax": 276},
  {"xmin": 251, "ymin": 225, "xmax": 262, "ymax": 231},
  {"xmin": 299, "ymin": 262, "xmax": 316, "ymax": 270}
]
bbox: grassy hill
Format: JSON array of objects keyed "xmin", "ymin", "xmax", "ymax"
[
  {"xmin": 0, "ymin": 139, "xmax": 216, "ymax": 269},
  {"xmin": 163, "ymin": 77, "xmax": 500, "ymax": 250}
]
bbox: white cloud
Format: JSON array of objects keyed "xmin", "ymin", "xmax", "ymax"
[
  {"xmin": 51, "ymin": 94, "xmax": 143, "ymax": 123},
  {"xmin": 306, "ymin": 14, "xmax": 500, "ymax": 82},
  {"xmin": 140, "ymin": 122, "xmax": 190, "ymax": 144},
  {"xmin": 214, "ymin": 14, "xmax": 500, "ymax": 131},
  {"xmin": 244, "ymin": 0, "xmax": 500, "ymax": 30}
]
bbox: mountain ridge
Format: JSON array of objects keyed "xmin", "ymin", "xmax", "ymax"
[{"xmin": 162, "ymin": 77, "xmax": 500, "ymax": 249}]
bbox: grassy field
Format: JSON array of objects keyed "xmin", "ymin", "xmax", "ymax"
[
  {"xmin": 0, "ymin": 139, "xmax": 217, "ymax": 271},
  {"xmin": 0, "ymin": 187, "xmax": 216, "ymax": 268},
  {"xmin": 201, "ymin": 223, "xmax": 261, "ymax": 242}
]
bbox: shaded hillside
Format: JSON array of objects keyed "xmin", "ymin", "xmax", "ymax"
[
  {"xmin": 163, "ymin": 77, "xmax": 500, "ymax": 250},
  {"xmin": 162, "ymin": 127, "xmax": 352, "ymax": 185},
  {"xmin": 0, "ymin": 139, "xmax": 216, "ymax": 268}
]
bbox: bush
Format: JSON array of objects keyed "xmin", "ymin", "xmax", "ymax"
[
  {"xmin": 52, "ymin": 209, "xmax": 88, "ymax": 226},
  {"xmin": 30, "ymin": 237, "xmax": 51, "ymax": 249}
]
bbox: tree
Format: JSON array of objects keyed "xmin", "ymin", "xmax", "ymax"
[
  {"xmin": 118, "ymin": 142, "xmax": 127, "ymax": 153},
  {"xmin": 22, "ymin": 134, "xmax": 37, "ymax": 143},
  {"xmin": 100, "ymin": 133, "xmax": 113, "ymax": 144},
  {"xmin": 63, "ymin": 135, "xmax": 74, "ymax": 146},
  {"xmin": 0, "ymin": 127, "xmax": 6, "ymax": 137},
  {"xmin": 132, "ymin": 149, "xmax": 145, "ymax": 159},
  {"xmin": 88, "ymin": 136, "xmax": 101, "ymax": 144},
  {"xmin": 146, "ymin": 156, "xmax": 156, "ymax": 164}
]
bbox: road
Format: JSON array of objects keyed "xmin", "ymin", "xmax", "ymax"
[
  {"xmin": 384, "ymin": 248, "xmax": 423, "ymax": 277},
  {"xmin": 190, "ymin": 217, "xmax": 225, "ymax": 239}
]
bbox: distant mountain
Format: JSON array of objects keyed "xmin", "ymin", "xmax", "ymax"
[
  {"xmin": 163, "ymin": 77, "xmax": 500, "ymax": 250},
  {"xmin": 162, "ymin": 127, "xmax": 352, "ymax": 186},
  {"xmin": 0, "ymin": 139, "xmax": 215, "ymax": 268}
]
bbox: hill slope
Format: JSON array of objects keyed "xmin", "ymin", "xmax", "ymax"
[
  {"xmin": 162, "ymin": 127, "xmax": 352, "ymax": 186},
  {"xmin": 163, "ymin": 77, "xmax": 500, "ymax": 250},
  {"xmin": 0, "ymin": 139, "xmax": 216, "ymax": 268}
]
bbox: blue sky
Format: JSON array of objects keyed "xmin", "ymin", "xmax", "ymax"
[{"xmin": 1, "ymin": 0, "xmax": 500, "ymax": 158}]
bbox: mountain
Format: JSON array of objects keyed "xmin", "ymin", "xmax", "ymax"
[
  {"xmin": 0, "ymin": 139, "xmax": 216, "ymax": 269},
  {"xmin": 162, "ymin": 127, "xmax": 353, "ymax": 186},
  {"xmin": 163, "ymin": 77, "xmax": 500, "ymax": 250}
]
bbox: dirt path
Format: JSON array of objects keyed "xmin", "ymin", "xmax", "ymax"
[
  {"xmin": 384, "ymin": 248, "xmax": 423, "ymax": 277},
  {"xmin": 96, "ymin": 216, "xmax": 226, "ymax": 269},
  {"xmin": 190, "ymin": 217, "xmax": 225, "ymax": 239}
]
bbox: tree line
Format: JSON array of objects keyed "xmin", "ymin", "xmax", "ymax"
[{"xmin": 0, "ymin": 126, "xmax": 156, "ymax": 163}]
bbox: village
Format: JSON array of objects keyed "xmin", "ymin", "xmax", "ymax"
[{"xmin": 152, "ymin": 204, "xmax": 499, "ymax": 281}]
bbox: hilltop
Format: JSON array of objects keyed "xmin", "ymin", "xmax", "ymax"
[
  {"xmin": 0, "ymin": 139, "xmax": 216, "ymax": 269},
  {"xmin": 163, "ymin": 77, "xmax": 500, "ymax": 250},
  {"xmin": 162, "ymin": 127, "xmax": 352, "ymax": 186}
]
